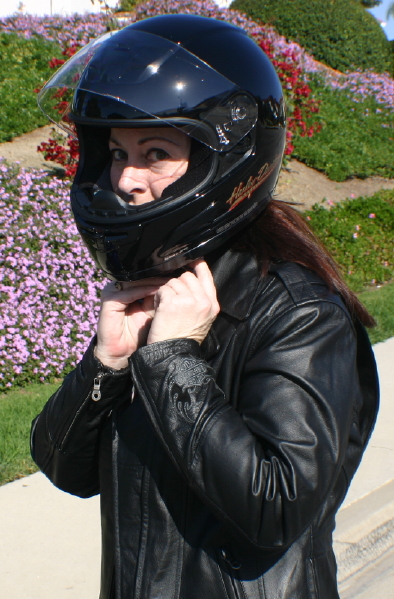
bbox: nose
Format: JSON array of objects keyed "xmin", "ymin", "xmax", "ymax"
[{"xmin": 116, "ymin": 166, "xmax": 152, "ymax": 205}]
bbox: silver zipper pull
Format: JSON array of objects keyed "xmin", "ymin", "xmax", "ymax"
[
  {"xmin": 220, "ymin": 548, "xmax": 241, "ymax": 570},
  {"xmin": 92, "ymin": 373, "xmax": 103, "ymax": 401}
]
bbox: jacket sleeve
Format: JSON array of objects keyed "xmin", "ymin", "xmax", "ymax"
[
  {"xmin": 30, "ymin": 337, "xmax": 132, "ymax": 498},
  {"xmin": 130, "ymin": 301, "xmax": 360, "ymax": 550}
]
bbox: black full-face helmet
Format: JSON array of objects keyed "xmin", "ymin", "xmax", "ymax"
[{"xmin": 38, "ymin": 14, "xmax": 286, "ymax": 281}]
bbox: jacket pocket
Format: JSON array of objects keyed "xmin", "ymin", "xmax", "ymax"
[
  {"xmin": 307, "ymin": 553, "xmax": 340, "ymax": 599},
  {"xmin": 216, "ymin": 547, "xmax": 247, "ymax": 599}
]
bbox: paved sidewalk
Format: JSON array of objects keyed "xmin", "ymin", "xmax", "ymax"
[
  {"xmin": 0, "ymin": 474, "xmax": 101, "ymax": 598},
  {"xmin": 340, "ymin": 336, "xmax": 394, "ymax": 509},
  {"xmin": 0, "ymin": 338, "xmax": 393, "ymax": 599},
  {"xmin": 334, "ymin": 336, "xmax": 394, "ymax": 593}
]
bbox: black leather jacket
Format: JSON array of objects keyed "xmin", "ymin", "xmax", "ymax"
[{"xmin": 31, "ymin": 250, "xmax": 379, "ymax": 599}]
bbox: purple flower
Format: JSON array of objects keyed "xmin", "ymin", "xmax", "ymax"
[{"xmin": 0, "ymin": 159, "xmax": 104, "ymax": 389}]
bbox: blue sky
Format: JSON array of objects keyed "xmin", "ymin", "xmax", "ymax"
[{"xmin": 368, "ymin": 0, "xmax": 394, "ymax": 40}]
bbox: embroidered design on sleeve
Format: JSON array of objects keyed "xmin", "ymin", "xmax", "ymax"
[{"xmin": 167, "ymin": 359, "xmax": 212, "ymax": 423}]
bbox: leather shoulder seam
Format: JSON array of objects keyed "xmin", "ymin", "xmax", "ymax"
[{"xmin": 270, "ymin": 262, "xmax": 320, "ymax": 305}]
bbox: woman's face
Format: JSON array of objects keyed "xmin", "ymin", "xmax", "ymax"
[{"xmin": 109, "ymin": 127, "xmax": 191, "ymax": 206}]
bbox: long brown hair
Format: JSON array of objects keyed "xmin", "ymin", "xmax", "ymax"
[{"xmin": 235, "ymin": 200, "xmax": 375, "ymax": 327}]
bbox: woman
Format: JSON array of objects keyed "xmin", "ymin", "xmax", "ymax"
[{"xmin": 32, "ymin": 15, "xmax": 379, "ymax": 599}]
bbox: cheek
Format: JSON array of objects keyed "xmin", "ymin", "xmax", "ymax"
[
  {"xmin": 150, "ymin": 176, "xmax": 172, "ymax": 199},
  {"xmin": 110, "ymin": 164, "xmax": 120, "ymax": 190},
  {"xmin": 151, "ymin": 160, "xmax": 188, "ymax": 196}
]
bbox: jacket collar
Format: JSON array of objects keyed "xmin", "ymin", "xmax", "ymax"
[{"xmin": 207, "ymin": 248, "xmax": 262, "ymax": 321}]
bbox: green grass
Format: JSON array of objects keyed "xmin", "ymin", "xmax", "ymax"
[
  {"xmin": 358, "ymin": 282, "xmax": 394, "ymax": 345},
  {"xmin": 304, "ymin": 190, "xmax": 394, "ymax": 292},
  {"xmin": 0, "ymin": 33, "xmax": 63, "ymax": 142},
  {"xmin": 293, "ymin": 77, "xmax": 394, "ymax": 182},
  {"xmin": 0, "ymin": 382, "xmax": 59, "ymax": 485}
]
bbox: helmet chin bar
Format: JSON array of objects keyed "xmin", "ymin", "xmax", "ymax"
[{"xmin": 77, "ymin": 190, "xmax": 271, "ymax": 283}]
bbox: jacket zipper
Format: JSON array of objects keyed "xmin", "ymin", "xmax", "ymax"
[
  {"xmin": 92, "ymin": 374, "xmax": 134, "ymax": 403},
  {"xmin": 218, "ymin": 547, "xmax": 244, "ymax": 599},
  {"xmin": 92, "ymin": 372, "xmax": 104, "ymax": 401},
  {"xmin": 59, "ymin": 371, "xmax": 107, "ymax": 451},
  {"xmin": 58, "ymin": 369, "xmax": 132, "ymax": 452}
]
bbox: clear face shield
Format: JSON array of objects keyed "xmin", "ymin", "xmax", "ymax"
[{"xmin": 37, "ymin": 28, "xmax": 258, "ymax": 152}]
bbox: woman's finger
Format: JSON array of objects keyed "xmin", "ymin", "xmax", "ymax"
[
  {"xmin": 102, "ymin": 283, "xmax": 164, "ymax": 305},
  {"xmin": 121, "ymin": 277, "xmax": 170, "ymax": 289},
  {"xmin": 153, "ymin": 283, "xmax": 177, "ymax": 309},
  {"xmin": 164, "ymin": 276, "xmax": 194, "ymax": 296},
  {"xmin": 177, "ymin": 270, "xmax": 207, "ymax": 301},
  {"xmin": 191, "ymin": 260, "xmax": 219, "ymax": 307}
]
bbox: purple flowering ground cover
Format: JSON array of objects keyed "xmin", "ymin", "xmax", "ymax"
[
  {"xmin": 0, "ymin": 13, "xmax": 111, "ymax": 48},
  {"xmin": 0, "ymin": 160, "xmax": 105, "ymax": 390}
]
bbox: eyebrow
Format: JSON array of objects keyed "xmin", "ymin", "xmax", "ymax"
[{"xmin": 109, "ymin": 135, "xmax": 181, "ymax": 147}]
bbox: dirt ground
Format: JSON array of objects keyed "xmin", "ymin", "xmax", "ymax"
[
  {"xmin": 275, "ymin": 162, "xmax": 394, "ymax": 211},
  {"xmin": 1, "ymin": 125, "xmax": 394, "ymax": 211}
]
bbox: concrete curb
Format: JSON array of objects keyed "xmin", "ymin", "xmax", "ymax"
[{"xmin": 335, "ymin": 479, "xmax": 394, "ymax": 585}]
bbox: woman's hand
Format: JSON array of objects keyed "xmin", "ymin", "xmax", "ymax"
[
  {"xmin": 147, "ymin": 260, "xmax": 220, "ymax": 346},
  {"xmin": 95, "ymin": 260, "xmax": 219, "ymax": 369},
  {"xmin": 95, "ymin": 278, "xmax": 167, "ymax": 369}
]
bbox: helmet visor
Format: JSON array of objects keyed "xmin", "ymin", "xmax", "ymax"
[{"xmin": 37, "ymin": 28, "xmax": 258, "ymax": 151}]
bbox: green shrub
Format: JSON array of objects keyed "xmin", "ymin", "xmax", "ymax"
[
  {"xmin": 304, "ymin": 190, "xmax": 394, "ymax": 292},
  {"xmin": 359, "ymin": 0, "xmax": 381, "ymax": 6},
  {"xmin": 117, "ymin": 0, "xmax": 143, "ymax": 10},
  {"xmin": 293, "ymin": 76, "xmax": 394, "ymax": 181},
  {"xmin": 0, "ymin": 33, "xmax": 63, "ymax": 142},
  {"xmin": 230, "ymin": 0, "xmax": 392, "ymax": 74}
]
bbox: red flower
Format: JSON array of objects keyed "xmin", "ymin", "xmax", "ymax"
[
  {"xmin": 49, "ymin": 57, "xmax": 65, "ymax": 69},
  {"xmin": 62, "ymin": 44, "xmax": 80, "ymax": 58},
  {"xmin": 257, "ymin": 38, "xmax": 321, "ymax": 157},
  {"xmin": 37, "ymin": 133, "xmax": 80, "ymax": 178}
]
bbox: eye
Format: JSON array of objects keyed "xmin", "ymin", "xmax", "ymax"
[
  {"xmin": 147, "ymin": 148, "xmax": 170, "ymax": 162},
  {"xmin": 111, "ymin": 149, "xmax": 127, "ymax": 162}
]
